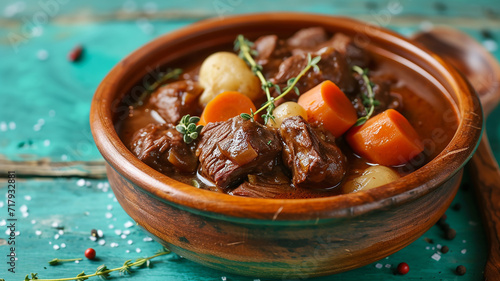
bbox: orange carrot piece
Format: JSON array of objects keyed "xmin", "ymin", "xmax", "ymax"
[
  {"xmin": 297, "ymin": 80, "xmax": 357, "ymax": 137},
  {"xmin": 198, "ymin": 91, "xmax": 256, "ymax": 126},
  {"xmin": 345, "ymin": 109, "xmax": 424, "ymax": 166}
]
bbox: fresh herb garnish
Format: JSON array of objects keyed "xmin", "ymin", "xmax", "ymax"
[
  {"xmin": 25, "ymin": 248, "xmax": 171, "ymax": 281},
  {"xmin": 234, "ymin": 35, "xmax": 320, "ymax": 124},
  {"xmin": 176, "ymin": 114, "xmax": 203, "ymax": 144},
  {"xmin": 352, "ymin": 65, "xmax": 379, "ymax": 126},
  {"xmin": 136, "ymin": 68, "xmax": 183, "ymax": 106},
  {"xmin": 48, "ymin": 258, "xmax": 83, "ymax": 266}
]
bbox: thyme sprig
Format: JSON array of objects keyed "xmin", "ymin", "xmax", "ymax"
[
  {"xmin": 235, "ymin": 35, "xmax": 321, "ymax": 124},
  {"xmin": 176, "ymin": 114, "xmax": 203, "ymax": 144},
  {"xmin": 352, "ymin": 65, "xmax": 379, "ymax": 126},
  {"xmin": 48, "ymin": 258, "xmax": 83, "ymax": 266},
  {"xmin": 25, "ymin": 248, "xmax": 171, "ymax": 281}
]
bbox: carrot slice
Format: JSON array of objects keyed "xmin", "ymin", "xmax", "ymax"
[
  {"xmin": 345, "ymin": 109, "xmax": 424, "ymax": 166},
  {"xmin": 198, "ymin": 91, "xmax": 257, "ymax": 126},
  {"xmin": 297, "ymin": 80, "xmax": 357, "ymax": 137}
]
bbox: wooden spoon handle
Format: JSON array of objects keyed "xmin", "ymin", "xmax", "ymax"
[{"xmin": 469, "ymin": 133, "xmax": 500, "ymax": 280}]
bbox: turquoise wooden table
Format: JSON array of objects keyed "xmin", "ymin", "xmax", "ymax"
[{"xmin": 1, "ymin": 1, "xmax": 499, "ymax": 280}]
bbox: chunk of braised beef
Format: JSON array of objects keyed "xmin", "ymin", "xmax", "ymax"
[
  {"xmin": 231, "ymin": 168, "xmax": 293, "ymax": 198},
  {"xmin": 272, "ymin": 47, "xmax": 356, "ymax": 99},
  {"xmin": 253, "ymin": 35, "xmax": 292, "ymax": 78},
  {"xmin": 351, "ymin": 73, "xmax": 402, "ymax": 117},
  {"xmin": 129, "ymin": 123, "xmax": 198, "ymax": 173},
  {"xmin": 286, "ymin": 27, "xmax": 328, "ymax": 49},
  {"xmin": 280, "ymin": 116, "xmax": 347, "ymax": 188},
  {"xmin": 147, "ymin": 80, "xmax": 203, "ymax": 124},
  {"xmin": 196, "ymin": 116, "xmax": 282, "ymax": 189}
]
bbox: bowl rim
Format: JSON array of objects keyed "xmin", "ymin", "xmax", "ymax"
[{"xmin": 90, "ymin": 12, "xmax": 483, "ymax": 221}]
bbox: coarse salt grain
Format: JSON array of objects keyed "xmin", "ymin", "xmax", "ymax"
[
  {"xmin": 97, "ymin": 229, "xmax": 104, "ymax": 237},
  {"xmin": 61, "ymin": 243, "xmax": 66, "ymax": 248},
  {"xmin": 126, "ymin": 250, "xmax": 130, "ymax": 253},
  {"xmin": 143, "ymin": 237, "xmax": 153, "ymax": 242},
  {"xmin": 0, "ymin": 201, "xmax": 4, "ymax": 208},
  {"xmin": 107, "ymin": 204, "xmax": 113, "ymax": 210},
  {"xmin": 76, "ymin": 179, "xmax": 86, "ymax": 187},
  {"xmin": 461, "ymin": 249, "xmax": 467, "ymax": 254},
  {"xmin": 59, "ymin": 230, "xmax": 64, "ymax": 235},
  {"xmin": 121, "ymin": 234, "xmax": 127, "ymax": 239},
  {"xmin": 35, "ymin": 230, "xmax": 42, "ymax": 236},
  {"xmin": 54, "ymin": 234, "xmax": 60, "ymax": 240},
  {"xmin": 75, "ymin": 260, "xmax": 80, "ymax": 264},
  {"xmin": 24, "ymin": 195, "xmax": 32, "ymax": 201},
  {"xmin": 462, "ymin": 240, "xmax": 467, "ymax": 243},
  {"xmin": 135, "ymin": 248, "xmax": 141, "ymax": 253},
  {"xmin": 98, "ymin": 240, "xmax": 106, "ymax": 246},
  {"xmin": 15, "ymin": 231, "xmax": 20, "ymax": 236},
  {"xmin": 124, "ymin": 221, "xmax": 134, "ymax": 228},
  {"xmin": 43, "ymin": 139, "xmax": 50, "ymax": 147},
  {"xmin": 431, "ymin": 253, "xmax": 441, "ymax": 261},
  {"xmin": 22, "ymin": 212, "xmax": 29, "ymax": 218},
  {"xmin": 20, "ymin": 205, "xmax": 28, "ymax": 212},
  {"xmin": 127, "ymin": 240, "xmax": 133, "ymax": 245},
  {"xmin": 123, "ymin": 230, "xmax": 130, "ymax": 235},
  {"xmin": 31, "ymin": 220, "xmax": 36, "ymax": 224},
  {"xmin": 8, "ymin": 122, "xmax": 15, "ymax": 130},
  {"xmin": 0, "ymin": 219, "xmax": 6, "ymax": 226},
  {"xmin": 49, "ymin": 110, "xmax": 56, "ymax": 117},
  {"xmin": 110, "ymin": 242, "xmax": 119, "ymax": 248},
  {"xmin": 425, "ymin": 246, "xmax": 430, "ymax": 250},
  {"xmin": 89, "ymin": 236, "xmax": 97, "ymax": 242},
  {"xmin": 483, "ymin": 39, "xmax": 498, "ymax": 52},
  {"xmin": 437, "ymin": 244, "xmax": 442, "ymax": 249},
  {"xmin": 221, "ymin": 277, "xmax": 227, "ymax": 281},
  {"xmin": 108, "ymin": 224, "xmax": 114, "ymax": 229},
  {"xmin": 115, "ymin": 230, "xmax": 122, "ymax": 235},
  {"xmin": 375, "ymin": 263, "xmax": 383, "ymax": 269},
  {"xmin": 0, "ymin": 122, "xmax": 7, "ymax": 131},
  {"xmin": 37, "ymin": 49, "xmax": 49, "ymax": 60},
  {"xmin": 53, "ymin": 245, "xmax": 60, "ymax": 250},
  {"xmin": 105, "ymin": 212, "xmax": 113, "ymax": 219},
  {"xmin": 385, "ymin": 264, "xmax": 391, "ymax": 268},
  {"xmin": 51, "ymin": 222, "xmax": 59, "ymax": 228}
]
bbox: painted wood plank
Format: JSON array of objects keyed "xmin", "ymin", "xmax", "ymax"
[{"xmin": 0, "ymin": 177, "xmax": 487, "ymax": 280}]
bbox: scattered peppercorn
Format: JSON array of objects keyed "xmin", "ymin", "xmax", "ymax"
[
  {"xmin": 441, "ymin": 245, "xmax": 449, "ymax": 254},
  {"xmin": 452, "ymin": 203, "xmax": 461, "ymax": 211},
  {"xmin": 445, "ymin": 228, "xmax": 457, "ymax": 240},
  {"xmin": 84, "ymin": 248, "xmax": 96, "ymax": 260},
  {"xmin": 424, "ymin": 237, "xmax": 434, "ymax": 244},
  {"xmin": 90, "ymin": 229, "xmax": 99, "ymax": 238},
  {"xmin": 397, "ymin": 262, "xmax": 410, "ymax": 275},
  {"xmin": 437, "ymin": 214, "xmax": 447, "ymax": 226},
  {"xmin": 456, "ymin": 265, "xmax": 466, "ymax": 275},
  {"xmin": 68, "ymin": 45, "xmax": 83, "ymax": 62}
]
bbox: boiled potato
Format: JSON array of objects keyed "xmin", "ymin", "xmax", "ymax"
[
  {"xmin": 343, "ymin": 165, "xmax": 400, "ymax": 193},
  {"xmin": 266, "ymin": 102, "xmax": 308, "ymax": 128},
  {"xmin": 198, "ymin": 52, "xmax": 260, "ymax": 105}
]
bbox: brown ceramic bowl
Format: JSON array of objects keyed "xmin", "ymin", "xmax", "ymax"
[{"xmin": 90, "ymin": 13, "xmax": 482, "ymax": 278}]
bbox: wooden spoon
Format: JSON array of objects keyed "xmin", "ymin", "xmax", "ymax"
[{"xmin": 412, "ymin": 27, "xmax": 500, "ymax": 280}]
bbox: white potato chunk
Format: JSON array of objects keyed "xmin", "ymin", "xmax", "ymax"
[
  {"xmin": 266, "ymin": 102, "xmax": 308, "ymax": 128},
  {"xmin": 343, "ymin": 165, "xmax": 400, "ymax": 193},
  {"xmin": 198, "ymin": 52, "xmax": 260, "ymax": 106}
]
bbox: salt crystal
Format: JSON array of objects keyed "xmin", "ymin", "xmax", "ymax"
[
  {"xmin": 432, "ymin": 247, "xmax": 435, "ymax": 250},
  {"xmin": 97, "ymin": 183, "xmax": 104, "ymax": 189},
  {"xmin": 84, "ymin": 211, "xmax": 90, "ymax": 216},
  {"xmin": 107, "ymin": 193, "xmax": 113, "ymax": 198},
  {"xmin": 38, "ymin": 118, "xmax": 45, "ymax": 125},
  {"xmin": 35, "ymin": 230, "xmax": 42, "ymax": 236},
  {"xmin": 437, "ymin": 244, "xmax": 442, "ymax": 250},
  {"xmin": 126, "ymin": 250, "xmax": 130, "ymax": 253},
  {"xmin": 54, "ymin": 234, "xmax": 59, "ymax": 240},
  {"xmin": 461, "ymin": 249, "xmax": 467, "ymax": 254},
  {"xmin": 115, "ymin": 229, "xmax": 122, "ymax": 236},
  {"xmin": 221, "ymin": 277, "xmax": 227, "ymax": 281},
  {"xmin": 49, "ymin": 241, "xmax": 52, "ymax": 244},
  {"xmin": 61, "ymin": 243, "xmax": 66, "ymax": 248},
  {"xmin": 89, "ymin": 236, "xmax": 97, "ymax": 242},
  {"xmin": 22, "ymin": 212, "xmax": 29, "ymax": 218},
  {"xmin": 33, "ymin": 124, "xmax": 41, "ymax": 131},
  {"xmin": 375, "ymin": 263, "xmax": 383, "ymax": 269},
  {"xmin": 0, "ymin": 201, "xmax": 4, "ymax": 208},
  {"xmin": 385, "ymin": 264, "xmax": 391, "ymax": 268},
  {"xmin": 31, "ymin": 25, "xmax": 44, "ymax": 38},
  {"xmin": 431, "ymin": 253, "xmax": 441, "ymax": 261},
  {"xmin": 15, "ymin": 231, "xmax": 20, "ymax": 236},
  {"xmin": 43, "ymin": 139, "xmax": 50, "ymax": 147},
  {"xmin": 51, "ymin": 222, "xmax": 59, "ymax": 228},
  {"xmin": 135, "ymin": 248, "xmax": 141, "ymax": 253},
  {"xmin": 107, "ymin": 204, "xmax": 113, "ymax": 210},
  {"xmin": 53, "ymin": 245, "xmax": 60, "ymax": 250},
  {"xmin": 105, "ymin": 212, "xmax": 113, "ymax": 219},
  {"xmin": 127, "ymin": 240, "xmax": 133, "ymax": 245},
  {"xmin": 108, "ymin": 224, "xmax": 114, "ymax": 229},
  {"xmin": 49, "ymin": 110, "xmax": 56, "ymax": 117},
  {"xmin": 75, "ymin": 260, "xmax": 80, "ymax": 264},
  {"xmin": 20, "ymin": 205, "xmax": 28, "ymax": 212},
  {"xmin": 31, "ymin": 220, "xmax": 36, "ymax": 224},
  {"xmin": 420, "ymin": 21, "xmax": 434, "ymax": 32},
  {"xmin": 120, "ymin": 234, "xmax": 126, "ymax": 239},
  {"xmin": 37, "ymin": 49, "xmax": 49, "ymax": 61},
  {"xmin": 113, "ymin": 198, "xmax": 118, "ymax": 202},
  {"xmin": 85, "ymin": 181, "xmax": 92, "ymax": 187},
  {"xmin": 425, "ymin": 246, "xmax": 430, "ymax": 250},
  {"xmin": 8, "ymin": 122, "xmax": 16, "ymax": 130},
  {"xmin": 76, "ymin": 179, "xmax": 86, "ymax": 187},
  {"xmin": 3, "ymin": 2, "xmax": 26, "ymax": 18},
  {"xmin": 462, "ymin": 240, "xmax": 467, "ymax": 243},
  {"xmin": 58, "ymin": 230, "xmax": 64, "ymax": 235},
  {"xmin": 254, "ymin": 279, "xmax": 261, "ymax": 281},
  {"xmin": 484, "ymin": 39, "xmax": 498, "ymax": 52},
  {"xmin": 98, "ymin": 240, "xmax": 106, "ymax": 246},
  {"xmin": 0, "ymin": 122, "xmax": 7, "ymax": 131},
  {"xmin": 110, "ymin": 242, "xmax": 119, "ymax": 248},
  {"xmin": 61, "ymin": 155, "xmax": 68, "ymax": 161},
  {"xmin": 24, "ymin": 195, "xmax": 32, "ymax": 201},
  {"xmin": 0, "ymin": 219, "xmax": 6, "ymax": 226},
  {"xmin": 123, "ymin": 230, "xmax": 130, "ymax": 235},
  {"xmin": 124, "ymin": 221, "xmax": 134, "ymax": 228},
  {"xmin": 143, "ymin": 237, "xmax": 153, "ymax": 242}
]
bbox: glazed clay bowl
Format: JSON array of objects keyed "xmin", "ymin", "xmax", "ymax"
[{"xmin": 90, "ymin": 13, "xmax": 482, "ymax": 278}]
